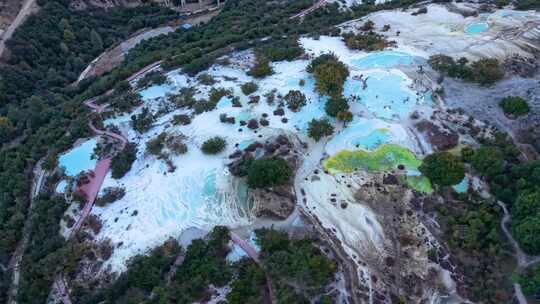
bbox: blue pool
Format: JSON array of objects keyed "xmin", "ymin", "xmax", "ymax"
[
  {"xmin": 351, "ymin": 51, "xmax": 415, "ymax": 69},
  {"xmin": 344, "ymin": 71, "xmax": 420, "ymax": 120},
  {"xmin": 139, "ymin": 84, "xmax": 175, "ymax": 101},
  {"xmin": 326, "ymin": 118, "xmax": 394, "ymax": 154},
  {"xmin": 465, "ymin": 22, "xmax": 488, "ymax": 34},
  {"xmin": 217, "ymin": 96, "xmax": 233, "ymax": 109},
  {"xmin": 452, "ymin": 176, "xmax": 469, "ymax": 193},
  {"xmin": 55, "ymin": 180, "xmax": 68, "ymax": 193},
  {"xmin": 238, "ymin": 139, "xmax": 254, "ymax": 150},
  {"xmin": 352, "ymin": 129, "xmax": 391, "ymax": 150},
  {"xmin": 59, "ymin": 139, "xmax": 98, "ymax": 176}
]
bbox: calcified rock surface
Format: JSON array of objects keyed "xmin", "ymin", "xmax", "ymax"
[{"xmin": 345, "ymin": 3, "xmax": 540, "ymax": 60}]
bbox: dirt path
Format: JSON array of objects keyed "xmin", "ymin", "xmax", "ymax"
[
  {"xmin": 53, "ymin": 274, "xmax": 73, "ymax": 304},
  {"xmin": 6, "ymin": 158, "xmax": 45, "ymax": 304},
  {"xmin": 230, "ymin": 231, "xmax": 277, "ymax": 304},
  {"xmin": 0, "ymin": 0, "xmax": 37, "ymax": 59},
  {"xmin": 290, "ymin": 0, "xmax": 327, "ymax": 19},
  {"xmin": 497, "ymin": 200, "xmax": 540, "ymax": 304},
  {"xmin": 75, "ymin": 9, "xmax": 221, "ymax": 83},
  {"xmin": 69, "ymin": 121, "xmax": 126, "ymax": 237}
]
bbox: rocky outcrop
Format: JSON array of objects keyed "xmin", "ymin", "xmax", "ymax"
[
  {"xmin": 415, "ymin": 120, "xmax": 458, "ymax": 151},
  {"xmin": 228, "ymin": 133, "xmax": 302, "ymax": 220},
  {"xmin": 353, "ymin": 175, "xmax": 461, "ymax": 303},
  {"xmin": 251, "ymin": 185, "xmax": 296, "ymax": 219},
  {"xmin": 504, "ymin": 55, "xmax": 539, "ymax": 78}
]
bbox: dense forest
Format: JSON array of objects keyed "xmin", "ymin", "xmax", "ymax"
[
  {"xmin": 70, "ymin": 227, "xmax": 336, "ymax": 304},
  {"xmin": 0, "ymin": 1, "xmax": 178, "ymax": 302}
]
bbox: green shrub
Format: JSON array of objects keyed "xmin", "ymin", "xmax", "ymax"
[
  {"xmin": 428, "ymin": 55, "xmax": 504, "ymax": 86},
  {"xmin": 284, "ymin": 90, "xmax": 307, "ymax": 112},
  {"xmin": 172, "ymin": 114, "xmax": 191, "ymax": 125},
  {"xmin": 248, "ymin": 53, "xmax": 274, "ymax": 78},
  {"xmin": 470, "ymin": 146, "xmax": 504, "ymax": 178},
  {"xmin": 256, "ymin": 228, "xmax": 337, "ymax": 296},
  {"xmin": 247, "ymin": 157, "xmax": 292, "ymax": 188},
  {"xmin": 166, "ymin": 134, "xmax": 188, "ymax": 155},
  {"xmin": 137, "ymin": 70, "xmax": 168, "ymax": 89},
  {"xmin": 419, "ymin": 152, "xmax": 465, "ymax": 187},
  {"xmin": 193, "ymin": 99, "xmax": 217, "ymax": 114},
  {"xmin": 511, "ymin": 191, "xmax": 540, "ymax": 255},
  {"xmin": 208, "ymin": 87, "xmax": 232, "ymax": 104},
  {"xmin": 342, "ymin": 32, "xmax": 394, "ymax": 51},
  {"xmin": 131, "ymin": 107, "xmax": 155, "ymax": 133},
  {"xmin": 337, "ymin": 110, "xmax": 353, "ymax": 124},
  {"xmin": 325, "ymin": 95, "xmax": 349, "ymax": 117},
  {"xmin": 259, "ymin": 37, "xmax": 304, "ymax": 61},
  {"xmin": 241, "ymin": 82, "xmax": 258, "ymax": 95},
  {"xmin": 308, "ymin": 118, "xmax": 334, "ymax": 142},
  {"xmin": 307, "ymin": 54, "xmax": 349, "ymax": 97},
  {"xmin": 515, "ymin": 0, "xmax": 540, "ymax": 10},
  {"xmin": 111, "ymin": 143, "xmax": 137, "ymax": 179},
  {"xmin": 146, "ymin": 133, "xmax": 167, "ymax": 156},
  {"xmin": 499, "ymin": 96, "xmax": 530, "ymax": 117},
  {"xmin": 197, "ymin": 73, "xmax": 216, "ymax": 85},
  {"xmin": 201, "ymin": 136, "xmax": 226, "ymax": 154},
  {"xmin": 516, "ymin": 263, "xmax": 540, "ymax": 296},
  {"xmin": 169, "ymin": 87, "xmax": 197, "ymax": 108},
  {"xmin": 96, "ymin": 187, "xmax": 125, "ymax": 206}
]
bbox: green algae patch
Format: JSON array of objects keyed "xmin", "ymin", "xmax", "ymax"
[
  {"xmin": 324, "ymin": 144, "xmax": 434, "ymax": 193},
  {"xmin": 404, "ymin": 175, "xmax": 433, "ymax": 193},
  {"xmin": 323, "ymin": 144, "xmax": 422, "ymax": 174}
]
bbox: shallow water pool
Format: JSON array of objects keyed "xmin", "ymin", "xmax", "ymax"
[
  {"xmin": 59, "ymin": 139, "xmax": 98, "ymax": 176},
  {"xmin": 217, "ymin": 96, "xmax": 233, "ymax": 109},
  {"xmin": 452, "ymin": 176, "xmax": 469, "ymax": 193},
  {"xmin": 351, "ymin": 51, "xmax": 415, "ymax": 69},
  {"xmin": 326, "ymin": 119, "xmax": 392, "ymax": 153},
  {"xmin": 226, "ymin": 231, "xmax": 260, "ymax": 263},
  {"xmin": 139, "ymin": 84, "xmax": 175, "ymax": 101},
  {"xmin": 344, "ymin": 71, "xmax": 420, "ymax": 120},
  {"xmin": 56, "ymin": 180, "xmax": 68, "ymax": 193},
  {"xmin": 465, "ymin": 22, "xmax": 488, "ymax": 34}
]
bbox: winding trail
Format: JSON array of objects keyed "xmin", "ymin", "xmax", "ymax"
[
  {"xmin": 53, "ymin": 96, "xmax": 127, "ymax": 304},
  {"xmin": 290, "ymin": 0, "xmax": 327, "ymax": 19},
  {"xmin": 497, "ymin": 200, "xmax": 540, "ymax": 304},
  {"xmin": 6, "ymin": 159, "xmax": 45, "ymax": 304},
  {"xmin": 53, "ymin": 274, "xmax": 73, "ymax": 304},
  {"xmin": 69, "ymin": 122, "xmax": 127, "ymax": 237},
  {"xmin": 0, "ymin": 0, "xmax": 37, "ymax": 58},
  {"xmin": 230, "ymin": 232, "xmax": 276, "ymax": 304}
]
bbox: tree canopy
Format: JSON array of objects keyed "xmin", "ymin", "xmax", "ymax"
[
  {"xmin": 247, "ymin": 157, "xmax": 292, "ymax": 188},
  {"xmin": 419, "ymin": 152, "xmax": 465, "ymax": 187}
]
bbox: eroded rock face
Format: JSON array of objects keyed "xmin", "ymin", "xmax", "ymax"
[
  {"xmin": 353, "ymin": 175, "xmax": 460, "ymax": 303},
  {"xmin": 504, "ymin": 55, "xmax": 539, "ymax": 78},
  {"xmin": 227, "ymin": 133, "xmax": 302, "ymax": 220},
  {"xmin": 251, "ymin": 185, "xmax": 296, "ymax": 219},
  {"xmin": 415, "ymin": 120, "xmax": 459, "ymax": 151}
]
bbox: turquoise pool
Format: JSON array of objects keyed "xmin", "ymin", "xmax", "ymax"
[
  {"xmin": 217, "ymin": 96, "xmax": 233, "ymax": 109},
  {"xmin": 351, "ymin": 51, "xmax": 415, "ymax": 69},
  {"xmin": 139, "ymin": 84, "xmax": 175, "ymax": 101},
  {"xmin": 59, "ymin": 139, "xmax": 98, "ymax": 176},
  {"xmin": 344, "ymin": 71, "xmax": 419, "ymax": 120},
  {"xmin": 55, "ymin": 180, "xmax": 68, "ymax": 193},
  {"xmin": 465, "ymin": 22, "xmax": 488, "ymax": 34},
  {"xmin": 352, "ymin": 129, "xmax": 391, "ymax": 150},
  {"xmin": 452, "ymin": 176, "xmax": 469, "ymax": 193}
]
